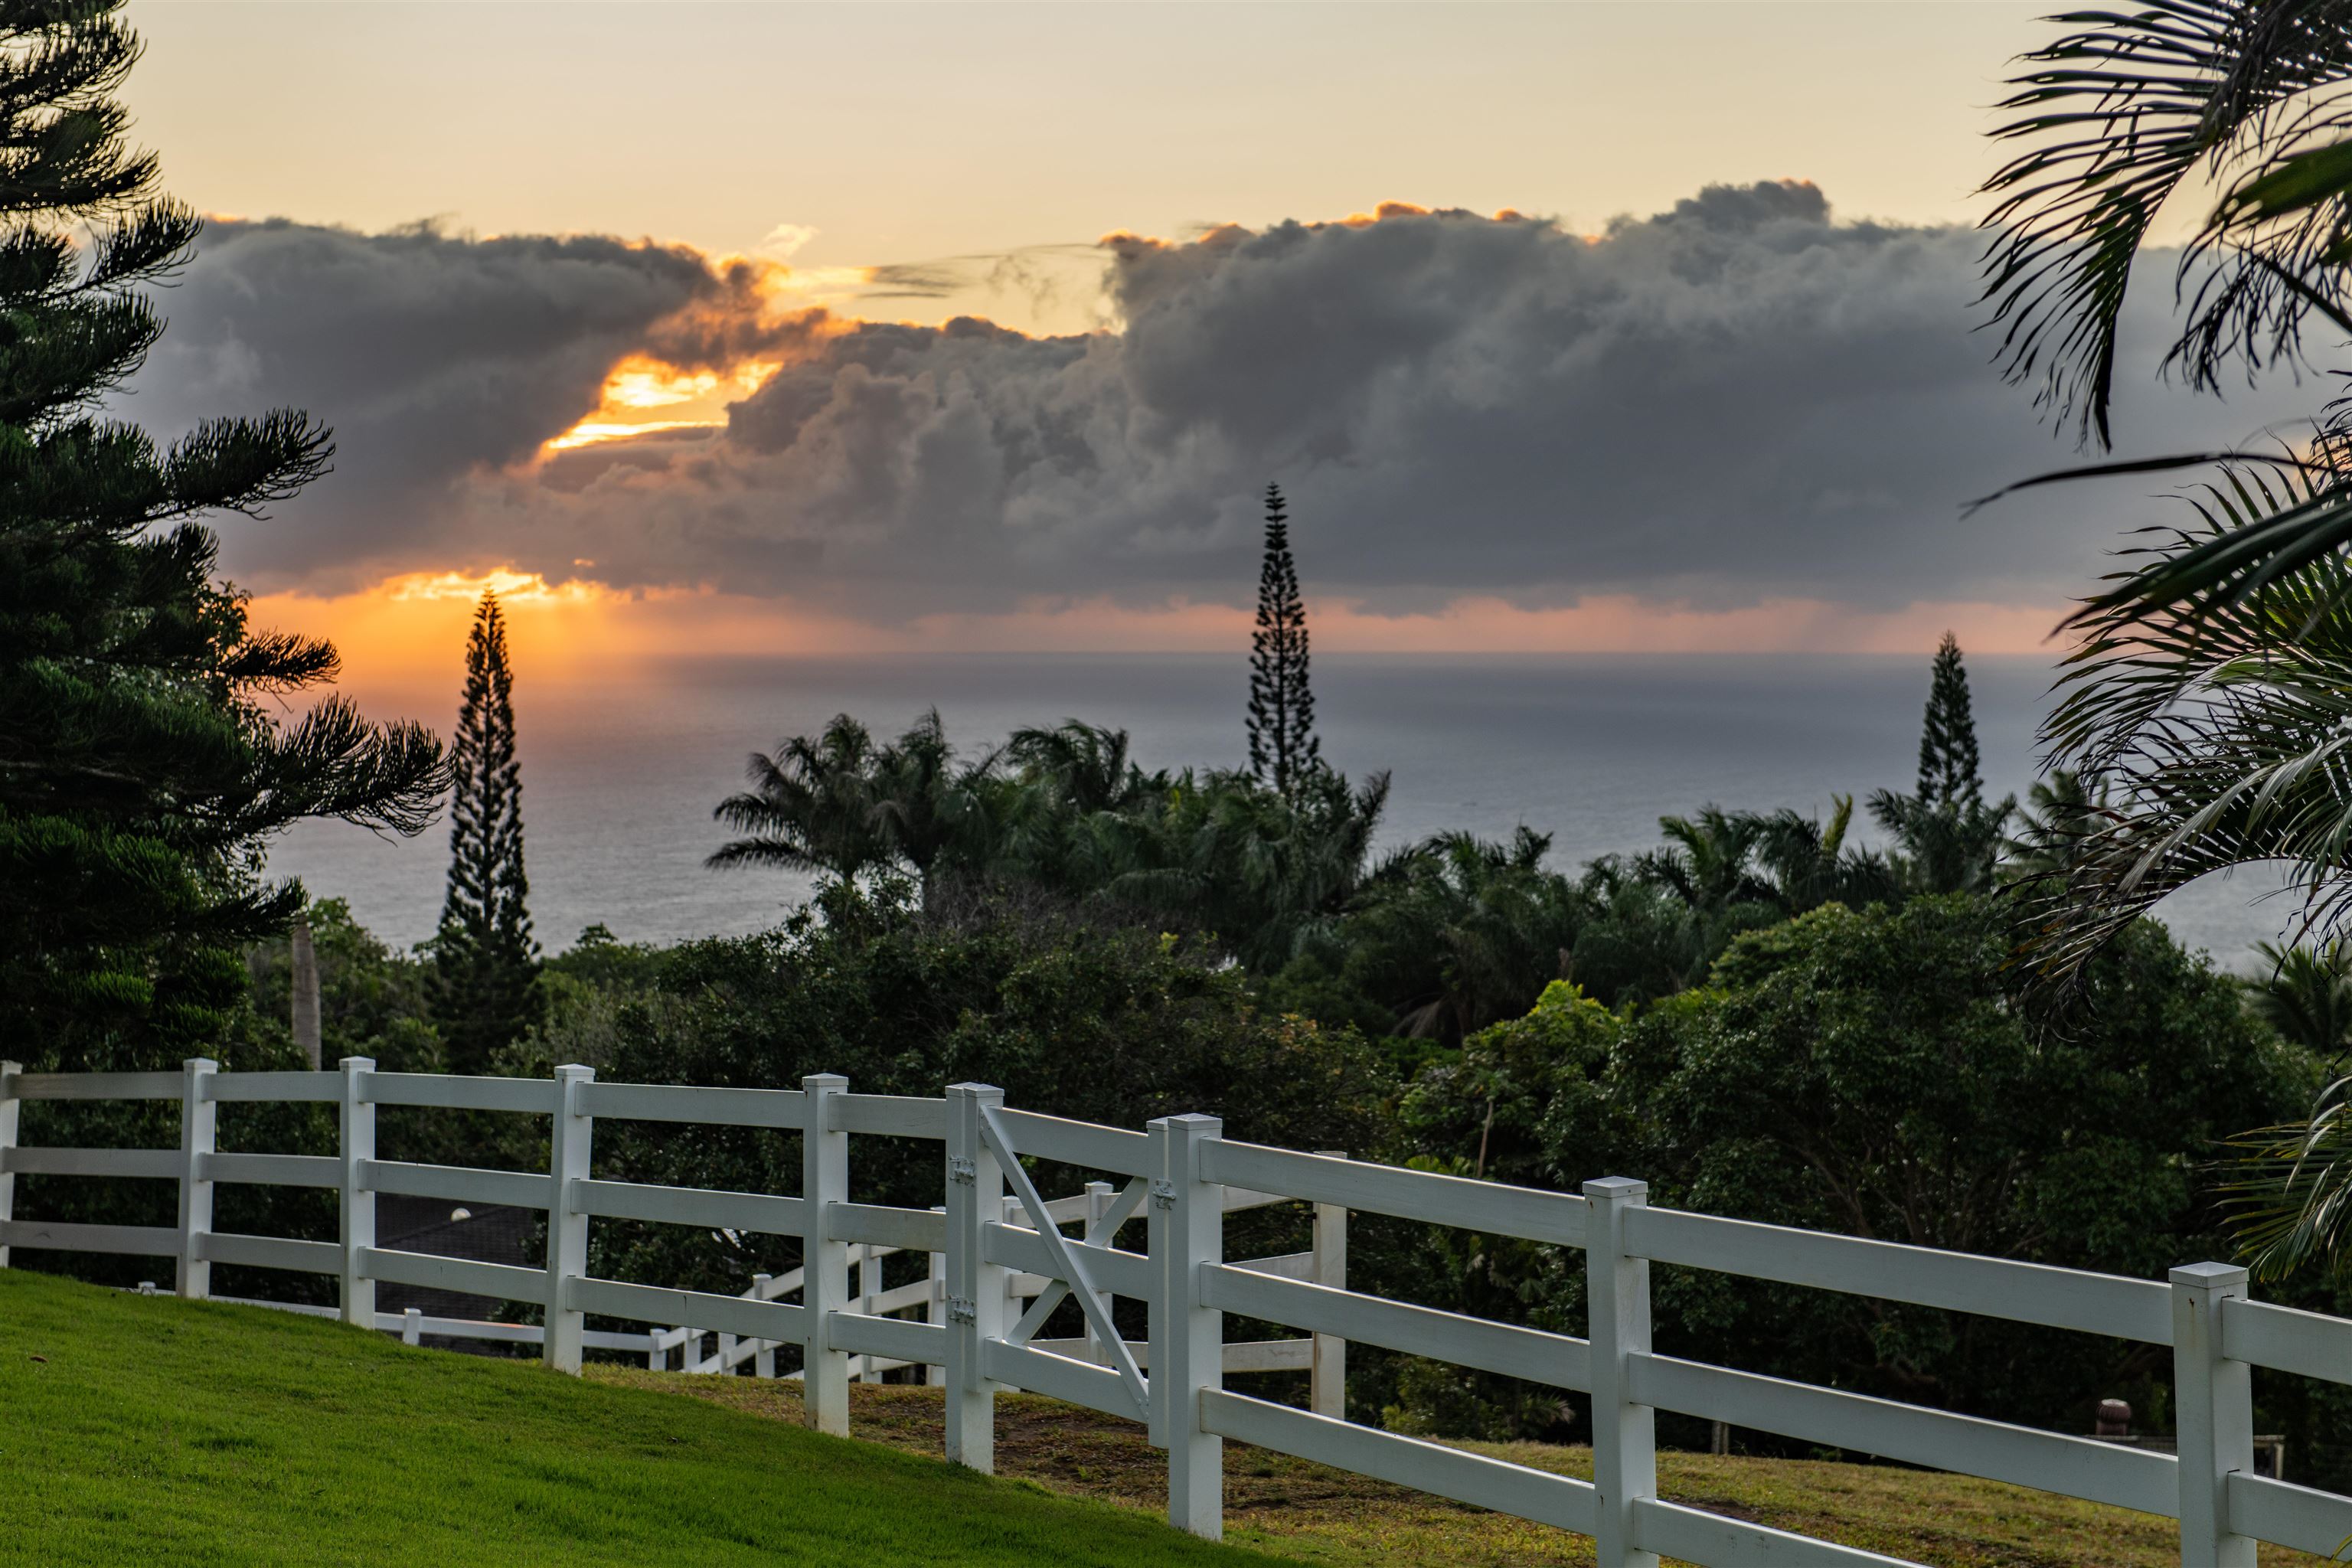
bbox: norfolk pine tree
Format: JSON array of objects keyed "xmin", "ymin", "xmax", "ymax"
[
  {"xmin": 1246, "ymin": 483, "xmax": 1321, "ymax": 799},
  {"xmin": 1869, "ymin": 632, "xmax": 2014, "ymax": 894},
  {"xmin": 1915, "ymin": 632, "xmax": 1983, "ymax": 814},
  {"xmin": 0, "ymin": 1, "xmax": 446, "ymax": 1072},
  {"xmin": 432, "ymin": 592, "xmax": 537, "ymax": 1070}
]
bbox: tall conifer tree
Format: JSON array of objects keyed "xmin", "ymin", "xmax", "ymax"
[
  {"xmin": 433, "ymin": 592, "xmax": 537, "ymax": 1070},
  {"xmin": 1246, "ymin": 483, "xmax": 1321, "ymax": 798},
  {"xmin": 0, "ymin": 1, "xmax": 446, "ymax": 1072},
  {"xmin": 1869, "ymin": 632, "xmax": 2014, "ymax": 894},
  {"xmin": 1916, "ymin": 632, "xmax": 1984, "ymax": 812}
]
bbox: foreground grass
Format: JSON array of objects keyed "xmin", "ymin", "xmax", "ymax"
[
  {"xmin": 0, "ymin": 1270, "xmax": 1275, "ymax": 1567},
  {"xmin": 596, "ymin": 1369, "xmax": 2335, "ymax": 1568}
]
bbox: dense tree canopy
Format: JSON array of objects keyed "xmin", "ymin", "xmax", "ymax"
[
  {"xmin": 564, "ymin": 883, "xmax": 1393, "ymax": 1298},
  {"xmin": 1401, "ymin": 895, "xmax": 2312, "ymax": 1439}
]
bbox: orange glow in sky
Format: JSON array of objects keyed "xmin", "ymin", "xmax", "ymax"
[
  {"xmin": 542, "ymin": 419, "xmax": 717, "ymax": 452},
  {"xmin": 603, "ymin": 362, "xmax": 722, "ymax": 409},
  {"xmin": 250, "ymin": 566, "xmax": 2073, "ymax": 704},
  {"xmin": 541, "ymin": 353, "xmax": 784, "ymax": 454},
  {"xmin": 377, "ymin": 568, "xmax": 606, "ymax": 604}
]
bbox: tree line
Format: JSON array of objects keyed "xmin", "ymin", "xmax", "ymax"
[{"xmin": 700, "ymin": 619, "xmax": 2040, "ymax": 1048}]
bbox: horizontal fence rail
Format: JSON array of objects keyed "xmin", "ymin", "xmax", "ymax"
[{"xmin": 4, "ymin": 1058, "xmax": 2349, "ymax": 1566}]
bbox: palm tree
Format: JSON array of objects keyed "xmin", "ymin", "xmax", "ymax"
[
  {"xmin": 2000, "ymin": 769, "xmax": 2109, "ymax": 887},
  {"xmin": 2223, "ymin": 1075, "xmax": 2352, "ymax": 1281},
  {"xmin": 1981, "ymin": 11, "xmax": 2352, "ymax": 1274},
  {"xmin": 2004, "ymin": 468, "xmax": 2352, "ymax": 1275},
  {"xmin": 1081, "ymin": 766, "xmax": 1388, "ymax": 969},
  {"xmin": 1978, "ymin": 1, "xmax": 2352, "ymax": 620},
  {"xmin": 2013, "ymin": 469, "xmax": 2352, "ymax": 986},
  {"xmin": 2226, "ymin": 934, "xmax": 2352, "ymax": 1279},
  {"xmin": 1343, "ymin": 828, "xmax": 1583, "ymax": 1041},
  {"xmin": 2246, "ymin": 939, "xmax": 2352, "ymax": 1057},
  {"xmin": 1869, "ymin": 789, "xmax": 2014, "ymax": 897},
  {"xmin": 2227, "ymin": 926, "xmax": 2352, "ymax": 1282},
  {"xmin": 710, "ymin": 710, "xmax": 998, "ymax": 906},
  {"xmin": 1638, "ymin": 802, "xmax": 1900, "ymax": 916},
  {"xmin": 1752, "ymin": 796, "xmax": 1903, "ymax": 912},
  {"xmin": 867, "ymin": 710, "xmax": 1001, "ymax": 905},
  {"xmin": 1633, "ymin": 808, "xmax": 1776, "ymax": 920},
  {"xmin": 1005, "ymin": 721, "xmax": 1146, "ymax": 815},
  {"xmin": 1567, "ymin": 858, "xmax": 1716, "ymax": 1004},
  {"xmin": 708, "ymin": 714, "xmax": 889, "ymax": 882}
]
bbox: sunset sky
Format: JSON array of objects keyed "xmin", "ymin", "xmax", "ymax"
[{"xmin": 117, "ymin": 1, "xmax": 2304, "ymax": 681}]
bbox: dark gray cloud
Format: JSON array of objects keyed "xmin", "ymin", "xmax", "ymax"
[
  {"xmin": 129, "ymin": 218, "xmax": 815, "ymax": 589},
  {"xmin": 139, "ymin": 189, "xmax": 2316, "ymax": 614}
]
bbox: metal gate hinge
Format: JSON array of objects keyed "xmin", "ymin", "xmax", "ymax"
[
  {"xmin": 947, "ymin": 1295, "xmax": 976, "ymax": 1325},
  {"xmin": 1150, "ymin": 1179, "xmax": 1178, "ymax": 1210},
  {"xmin": 949, "ymin": 1156, "xmax": 975, "ymax": 1184}
]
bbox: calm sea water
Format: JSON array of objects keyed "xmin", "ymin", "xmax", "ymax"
[{"xmin": 268, "ymin": 653, "xmax": 2295, "ymax": 970}]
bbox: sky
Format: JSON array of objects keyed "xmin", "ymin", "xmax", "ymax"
[{"xmin": 114, "ymin": 1, "xmax": 2311, "ymax": 678}]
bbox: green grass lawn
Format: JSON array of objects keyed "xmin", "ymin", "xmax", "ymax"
[
  {"xmin": 8, "ymin": 1266, "xmax": 2333, "ymax": 1568},
  {"xmin": 0, "ymin": 1269, "xmax": 1276, "ymax": 1566}
]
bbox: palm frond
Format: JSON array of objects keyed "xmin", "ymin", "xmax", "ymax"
[
  {"xmin": 2221, "ymin": 1068, "xmax": 2352, "ymax": 1278},
  {"xmin": 1981, "ymin": 0, "xmax": 2352, "ymax": 447},
  {"xmin": 2020, "ymin": 462, "xmax": 2352, "ymax": 985}
]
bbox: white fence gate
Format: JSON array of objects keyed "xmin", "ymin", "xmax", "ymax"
[{"xmin": 4, "ymin": 1056, "xmax": 2350, "ymax": 1566}]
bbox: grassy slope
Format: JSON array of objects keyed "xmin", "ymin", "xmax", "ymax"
[
  {"xmin": 0, "ymin": 1271, "xmax": 1276, "ymax": 1568},
  {"xmin": 597, "ymin": 1372, "xmax": 2335, "ymax": 1568}
]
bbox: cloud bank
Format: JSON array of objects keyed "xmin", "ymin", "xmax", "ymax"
[{"xmin": 132, "ymin": 186, "xmax": 2310, "ymax": 622}]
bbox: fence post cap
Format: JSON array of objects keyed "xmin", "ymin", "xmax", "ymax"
[
  {"xmin": 1155, "ymin": 1112, "xmax": 1222, "ymax": 1133},
  {"xmin": 553, "ymin": 1063, "xmax": 596, "ymax": 1080},
  {"xmin": 337, "ymin": 1055, "xmax": 375, "ymax": 1071},
  {"xmin": 945, "ymin": 1080, "xmax": 1002, "ymax": 1099},
  {"xmin": 1583, "ymin": 1176, "xmax": 1648, "ymax": 1202},
  {"xmin": 183, "ymin": 1057, "xmax": 218, "ymax": 1072},
  {"xmin": 801, "ymin": 1072, "xmax": 848, "ymax": 1092},
  {"xmin": 2171, "ymin": 1261, "xmax": 2250, "ymax": 1290}
]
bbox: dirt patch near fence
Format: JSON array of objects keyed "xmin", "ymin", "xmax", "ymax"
[{"xmin": 588, "ymin": 1370, "xmax": 2331, "ymax": 1567}]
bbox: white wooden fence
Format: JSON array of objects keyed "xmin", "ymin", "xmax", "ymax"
[{"xmin": 4, "ymin": 1056, "xmax": 2350, "ymax": 1566}]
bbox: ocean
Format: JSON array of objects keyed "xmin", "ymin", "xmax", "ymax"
[{"xmin": 269, "ymin": 652, "xmax": 2296, "ymax": 970}]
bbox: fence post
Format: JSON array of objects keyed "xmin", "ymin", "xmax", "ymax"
[
  {"xmin": 857, "ymin": 1243, "xmax": 883, "ymax": 1383},
  {"xmin": 1585, "ymin": 1178, "xmax": 1657, "ymax": 1568},
  {"xmin": 944, "ymin": 1082, "xmax": 1005, "ymax": 1469},
  {"xmin": 402, "ymin": 1308, "xmax": 422, "ymax": 1346},
  {"xmin": 337, "ymin": 1057, "xmax": 375, "ymax": 1328},
  {"xmin": 1, "ymin": 1059, "xmax": 21, "ymax": 1270},
  {"xmin": 2172, "ymin": 1262, "xmax": 2256, "ymax": 1567},
  {"xmin": 801, "ymin": 1073, "xmax": 851, "ymax": 1435},
  {"xmin": 175, "ymin": 1057, "xmax": 218, "ymax": 1299},
  {"xmin": 926, "ymin": 1211, "xmax": 946, "ymax": 1388},
  {"xmin": 1151, "ymin": 1112, "xmax": 1224, "ymax": 1540},
  {"xmin": 1312, "ymin": 1150, "xmax": 1348, "ymax": 1419},
  {"xmin": 544, "ymin": 1063, "xmax": 595, "ymax": 1374},
  {"xmin": 753, "ymin": 1273, "xmax": 777, "ymax": 1378},
  {"xmin": 1083, "ymin": 1180, "xmax": 1116, "ymax": 1367}
]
